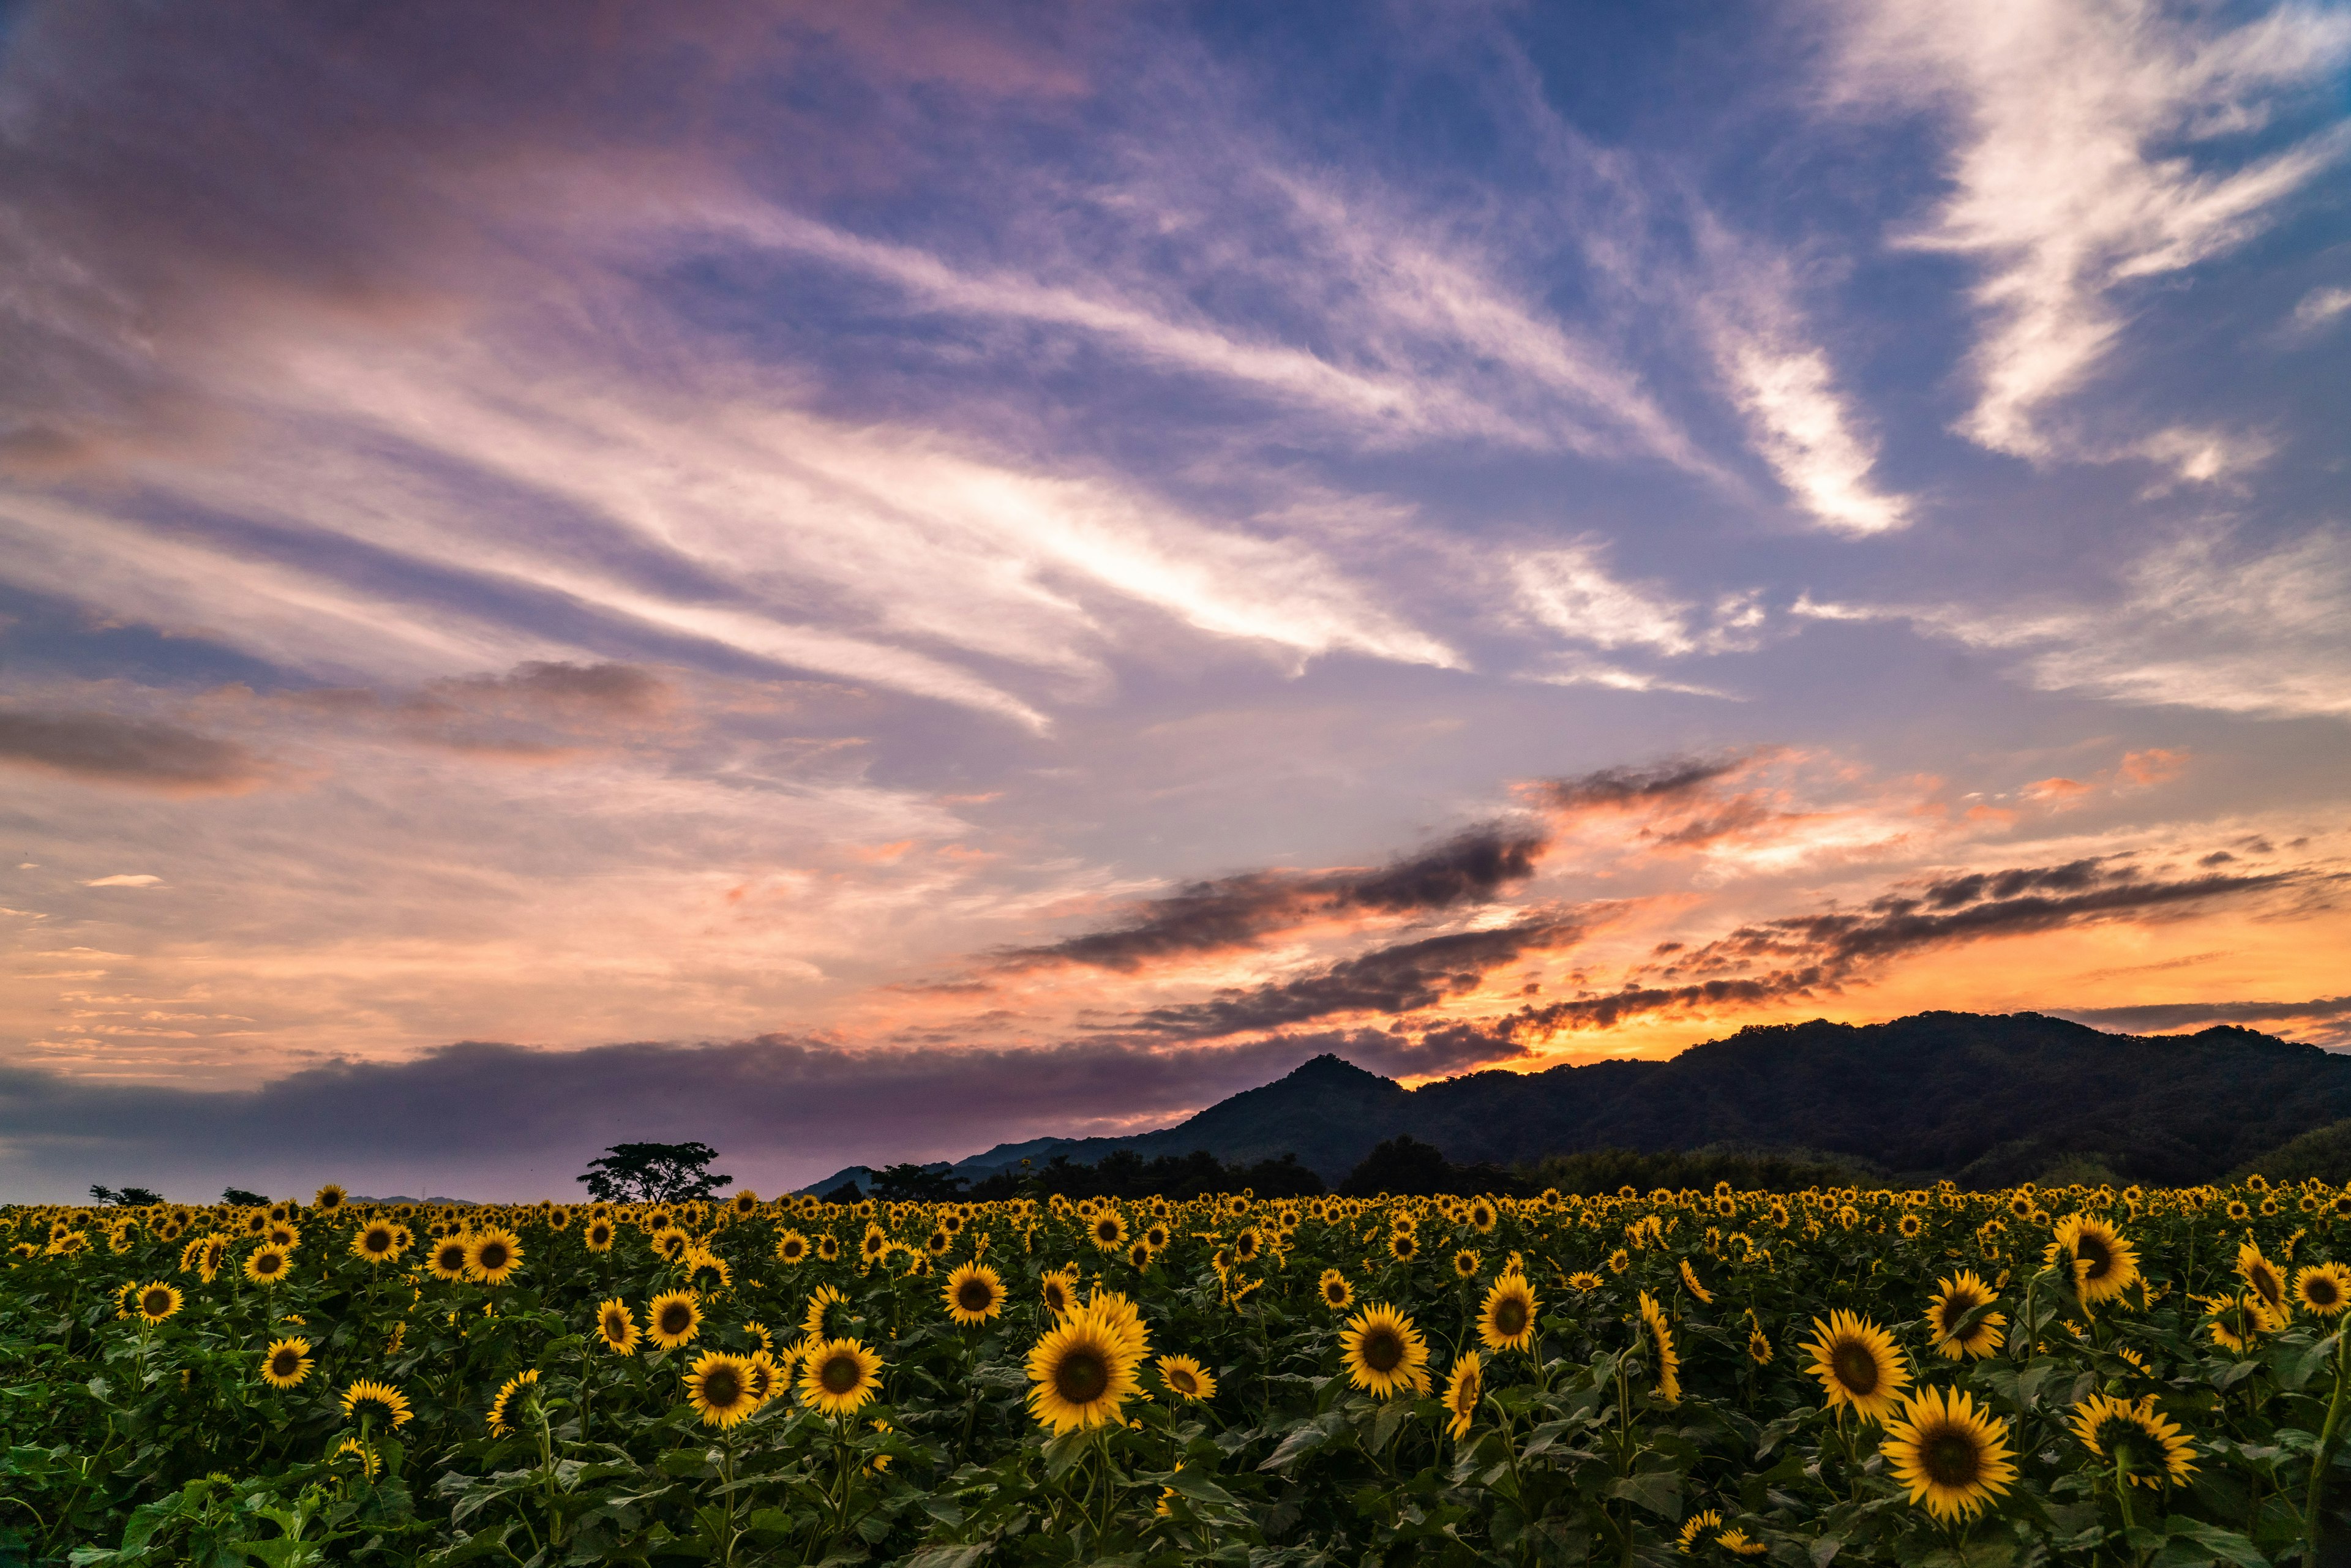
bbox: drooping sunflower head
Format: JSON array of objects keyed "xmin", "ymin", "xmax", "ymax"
[
  {"xmin": 2238, "ymin": 1242, "xmax": 2288, "ymax": 1316},
  {"xmin": 1027, "ymin": 1307, "xmax": 1139, "ymax": 1433},
  {"xmin": 1444, "ymin": 1350, "xmax": 1483, "ymax": 1440},
  {"xmin": 1479, "ymin": 1274, "xmax": 1540, "ymax": 1354},
  {"xmin": 800, "ymin": 1337, "xmax": 883, "ymax": 1417},
  {"xmin": 244, "ymin": 1246, "xmax": 293, "ymax": 1286},
  {"xmin": 486, "ymin": 1369, "xmax": 540, "ymax": 1437},
  {"xmin": 340, "ymin": 1378, "xmax": 413, "ymax": 1429},
  {"xmin": 648, "ymin": 1290, "xmax": 703, "ymax": 1350},
  {"xmin": 2046, "ymin": 1215, "xmax": 2140, "ymax": 1305},
  {"xmin": 1638, "ymin": 1291, "xmax": 1682, "ymax": 1405},
  {"xmin": 2297, "ymin": 1262, "xmax": 2351, "ymax": 1318},
  {"xmin": 1676, "ymin": 1510, "xmax": 1724, "ymax": 1554},
  {"xmin": 465, "ymin": 1228, "xmax": 523, "ymax": 1286},
  {"xmin": 1339, "ymin": 1303, "xmax": 1431, "ymax": 1400},
  {"xmin": 1883, "ymin": 1386, "xmax": 2018, "ymax": 1523},
  {"xmin": 2071, "ymin": 1393, "xmax": 2198, "ymax": 1489},
  {"xmin": 943, "ymin": 1262, "xmax": 1005, "ymax": 1326},
  {"xmin": 1804, "ymin": 1310, "xmax": 1911, "ymax": 1424},
  {"xmin": 686, "ymin": 1351, "xmax": 759, "ymax": 1428},
  {"xmin": 332, "ymin": 1437, "xmax": 380, "ymax": 1481},
  {"xmin": 1928, "ymin": 1271, "xmax": 2008, "ymax": 1360},
  {"xmin": 652, "ymin": 1226, "xmax": 693, "ymax": 1264},
  {"xmin": 134, "ymin": 1281, "xmax": 182, "ymax": 1324},
  {"xmin": 596, "ymin": 1297, "xmax": 639, "ymax": 1354},
  {"xmin": 258, "ymin": 1337, "xmax": 313, "ymax": 1389},
  {"xmin": 2207, "ymin": 1292, "xmax": 2271, "ymax": 1352},
  {"xmin": 802, "ymin": 1283, "xmax": 850, "ymax": 1339},
  {"xmin": 1679, "ymin": 1256, "xmax": 1714, "ymax": 1304},
  {"xmin": 1157, "ymin": 1352, "xmax": 1216, "ymax": 1403}
]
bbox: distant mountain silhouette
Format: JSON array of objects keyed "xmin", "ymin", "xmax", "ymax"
[{"xmin": 891, "ymin": 1012, "xmax": 2351, "ymax": 1191}]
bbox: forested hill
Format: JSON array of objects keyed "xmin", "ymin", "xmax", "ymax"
[{"xmin": 938, "ymin": 1012, "xmax": 2351, "ymax": 1189}]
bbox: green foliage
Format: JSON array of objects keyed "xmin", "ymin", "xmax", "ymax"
[{"xmin": 2236, "ymin": 1120, "xmax": 2351, "ymax": 1185}]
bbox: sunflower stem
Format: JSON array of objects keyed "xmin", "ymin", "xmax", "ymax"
[{"xmin": 2304, "ymin": 1331, "xmax": 2349, "ymax": 1568}]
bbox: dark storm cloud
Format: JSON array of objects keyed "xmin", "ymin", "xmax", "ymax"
[
  {"xmin": 2050, "ymin": 997, "xmax": 2351, "ymax": 1033},
  {"xmin": 0, "ymin": 707, "xmax": 276, "ymax": 792},
  {"xmin": 1117, "ymin": 915, "xmax": 1583, "ymax": 1038},
  {"xmin": 1529, "ymin": 754, "xmax": 1758, "ymax": 813},
  {"xmin": 0, "ymin": 1026, "xmax": 1517, "ymax": 1202},
  {"xmin": 996, "ymin": 823, "xmax": 1549, "ymax": 972}
]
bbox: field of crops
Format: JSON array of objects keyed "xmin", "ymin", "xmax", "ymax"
[{"xmin": 4, "ymin": 1177, "xmax": 2349, "ymax": 1567}]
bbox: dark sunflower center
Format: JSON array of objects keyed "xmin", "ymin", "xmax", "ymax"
[
  {"xmin": 822, "ymin": 1354, "xmax": 862, "ymax": 1394},
  {"xmin": 1831, "ymin": 1341, "xmax": 1880, "ymax": 1395},
  {"xmin": 703, "ymin": 1367, "xmax": 744, "ymax": 1407},
  {"xmin": 659, "ymin": 1305, "xmax": 692, "ymax": 1335},
  {"xmin": 440, "ymin": 1247, "xmax": 466, "ymax": 1270},
  {"xmin": 1919, "ymin": 1427, "xmax": 1984, "ymax": 1488},
  {"xmin": 1045, "ymin": 1286, "xmax": 1067, "ymax": 1311},
  {"xmin": 2077, "ymin": 1236, "xmax": 2113, "ymax": 1278},
  {"xmin": 272, "ymin": 1350, "xmax": 299, "ymax": 1376},
  {"xmin": 1054, "ymin": 1348, "xmax": 1109, "ymax": 1403},
  {"xmin": 479, "ymin": 1243, "xmax": 509, "ymax": 1270},
  {"xmin": 142, "ymin": 1289, "xmax": 172, "ymax": 1315},
  {"xmin": 605, "ymin": 1314, "xmax": 627, "ymax": 1338},
  {"xmin": 2312, "ymin": 1278, "xmax": 2342, "ymax": 1306},
  {"xmin": 1169, "ymin": 1368, "xmax": 1197, "ymax": 1394},
  {"xmin": 1363, "ymin": 1328, "xmax": 1405, "ymax": 1373},
  {"xmin": 365, "ymin": 1231, "xmax": 390, "ymax": 1253},
  {"xmin": 1495, "ymin": 1299, "xmax": 1528, "ymax": 1336},
  {"xmin": 1097, "ymin": 1221, "xmax": 1117, "ymax": 1242},
  {"xmin": 958, "ymin": 1280, "xmax": 993, "ymax": 1311},
  {"xmin": 1326, "ymin": 1283, "xmax": 1346, "ymax": 1302}
]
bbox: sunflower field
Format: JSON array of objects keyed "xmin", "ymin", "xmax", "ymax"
[{"xmin": 6, "ymin": 1177, "xmax": 2351, "ymax": 1567}]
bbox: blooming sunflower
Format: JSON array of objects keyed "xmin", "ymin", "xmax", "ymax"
[
  {"xmin": 1479, "ymin": 1274, "xmax": 1540, "ymax": 1354},
  {"xmin": 651, "ymin": 1226, "xmax": 693, "ymax": 1264},
  {"xmin": 1443, "ymin": 1350, "xmax": 1483, "ymax": 1440},
  {"xmin": 1157, "ymin": 1353, "xmax": 1216, "ymax": 1403},
  {"xmin": 341, "ymin": 1378, "xmax": 413, "ymax": 1429},
  {"xmin": 1639, "ymin": 1291, "xmax": 1682, "ymax": 1405},
  {"xmin": 1749, "ymin": 1329, "xmax": 1775, "ymax": 1365},
  {"xmin": 817, "ymin": 1234, "xmax": 841, "ymax": 1262},
  {"xmin": 1389, "ymin": 1231, "xmax": 1420, "ymax": 1263},
  {"xmin": 1568, "ymin": 1270, "xmax": 1602, "ymax": 1292},
  {"xmin": 773, "ymin": 1229, "xmax": 810, "ymax": 1265},
  {"xmin": 1027, "ymin": 1306, "xmax": 1141, "ymax": 1433},
  {"xmin": 1466, "ymin": 1198, "xmax": 1498, "ymax": 1234},
  {"xmin": 1090, "ymin": 1209, "xmax": 1130, "ymax": 1253},
  {"xmin": 2071, "ymin": 1393, "xmax": 2198, "ymax": 1488},
  {"xmin": 1453, "ymin": 1248, "xmax": 1481, "ymax": 1279},
  {"xmin": 1927, "ymin": 1271, "xmax": 2008, "ymax": 1360},
  {"xmin": 244, "ymin": 1245, "xmax": 293, "ymax": 1286},
  {"xmin": 1607, "ymin": 1248, "xmax": 1629, "ymax": 1275},
  {"xmin": 800, "ymin": 1337, "xmax": 884, "ymax": 1417},
  {"xmin": 2238, "ymin": 1242, "xmax": 2289, "ymax": 1323},
  {"xmin": 486, "ymin": 1369, "xmax": 539, "ymax": 1437},
  {"xmin": 2297, "ymin": 1262, "xmax": 2351, "ymax": 1317},
  {"xmin": 1339, "ymin": 1303, "xmax": 1431, "ymax": 1399},
  {"xmin": 1040, "ymin": 1268, "xmax": 1079, "ymax": 1317},
  {"xmin": 1143, "ymin": 1222, "xmax": 1171, "ymax": 1251},
  {"xmin": 685, "ymin": 1351, "xmax": 760, "ymax": 1428},
  {"xmin": 351, "ymin": 1220, "xmax": 402, "ymax": 1266},
  {"xmin": 1881, "ymin": 1386, "xmax": 2018, "ymax": 1523},
  {"xmin": 745, "ymin": 1349, "xmax": 781, "ymax": 1407},
  {"xmin": 583, "ymin": 1218, "xmax": 617, "ymax": 1253},
  {"xmin": 943, "ymin": 1262, "xmax": 1005, "ymax": 1326},
  {"xmin": 463, "ymin": 1227, "xmax": 523, "ymax": 1286},
  {"xmin": 260, "ymin": 1337, "xmax": 313, "ymax": 1388},
  {"xmin": 1679, "ymin": 1257, "xmax": 1714, "ymax": 1304},
  {"xmin": 1316, "ymin": 1267, "xmax": 1355, "ymax": 1311},
  {"xmin": 1803, "ymin": 1310, "xmax": 1910, "ymax": 1424},
  {"xmin": 132, "ymin": 1281, "xmax": 181, "ymax": 1324},
  {"xmin": 428, "ymin": 1237, "xmax": 471, "ymax": 1281},
  {"xmin": 2045, "ymin": 1215, "xmax": 2139, "ymax": 1306},
  {"xmin": 859, "ymin": 1223, "xmax": 890, "ymax": 1264},
  {"xmin": 648, "ymin": 1290, "xmax": 702, "ymax": 1351},
  {"xmin": 2206, "ymin": 1292, "xmax": 2270, "ymax": 1354},
  {"xmin": 596, "ymin": 1297, "xmax": 640, "ymax": 1355},
  {"xmin": 264, "ymin": 1221, "xmax": 300, "ymax": 1250}
]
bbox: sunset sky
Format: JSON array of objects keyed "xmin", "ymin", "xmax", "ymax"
[{"xmin": 1, "ymin": 0, "xmax": 2346, "ymax": 1199}]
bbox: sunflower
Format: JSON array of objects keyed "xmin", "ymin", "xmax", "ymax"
[
  {"xmin": 244, "ymin": 1245, "xmax": 293, "ymax": 1286},
  {"xmin": 2206, "ymin": 1292, "xmax": 2270, "ymax": 1354},
  {"xmin": 682, "ymin": 1248, "xmax": 730, "ymax": 1292},
  {"xmin": 1803, "ymin": 1310, "xmax": 1910, "ymax": 1424},
  {"xmin": 859, "ymin": 1223, "xmax": 890, "ymax": 1264},
  {"xmin": 943, "ymin": 1262, "xmax": 1005, "ymax": 1326},
  {"xmin": 730, "ymin": 1190, "xmax": 761, "ymax": 1218},
  {"xmin": 1466, "ymin": 1198, "xmax": 1498, "ymax": 1234},
  {"xmin": 1897, "ymin": 1213, "xmax": 1924, "ymax": 1239},
  {"xmin": 1927, "ymin": 1271, "xmax": 2008, "ymax": 1360},
  {"xmin": 313, "ymin": 1184, "xmax": 347, "ymax": 1214},
  {"xmin": 800, "ymin": 1337, "xmax": 883, "ymax": 1417},
  {"xmin": 428, "ymin": 1237, "xmax": 471, "ymax": 1281},
  {"xmin": 186, "ymin": 1233, "xmax": 228, "ymax": 1283},
  {"xmin": 264, "ymin": 1221, "xmax": 300, "ymax": 1249},
  {"xmin": 1157, "ymin": 1352, "xmax": 1216, "ymax": 1403},
  {"xmin": 260, "ymin": 1337, "xmax": 313, "ymax": 1388},
  {"xmin": 745, "ymin": 1349, "xmax": 781, "ymax": 1406},
  {"xmin": 1679, "ymin": 1257, "xmax": 1714, "ymax": 1304},
  {"xmin": 1389, "ymin": 1231, "xmax": 1420, "ymax": 1263},
  {"xmin": 1453, "ymin": 1248, "xmax": 1481, "ymax": 1279},
  {"xmin": 685, "ymin": 1351, "xmax": 760, "ymax": 1428},
  {"xmin": 651, "ymin": 1226, "xmax": 693, "ymax": 1264},
  {"xmin": 1040, "ymin": 1268, "xmax": 1079, "ymax": 1317},
  {"xmin": 1639, "ymin": 1291, "xmax": 1681, "ymax": 1404},
  {"xmin": 2071, "ymin": 1393, "xmax": 2198, "ymax": 1488},
  {"xmin": 648, "ymin": 1290, "xmax": 703, "ymax": 1350},
  {"xmin": 1027, "ymin": 1306, "xmax": 1141, "ymax": 1433},
  {"xmin": 341, "ymin": 1378, "xmax": 413, "ymax": 1429},
  {"xmin": 2238, "ymin": 1242, "xmax": 2289, "ymax": 1322},
  {"xmin": 1881, "ymin": 1386, "xmax": 2018, "ymax": 1522},
  {"xmin": 1749, "ymin": 1329, "xmax": 1775, "ymax": 1365},
  {"xmin": 1676, "ymin": 1510, "xmax": 1723, "ymax": 1554},
  {"xmin": 817, "ymin": 1234, "xmax": 841, "ymax": 1263},
  {"xmin": 1607, "ymin": 1248, "xmax": 1629, "ymax": 1275},
  {"xmin": 1715, "ymin": 1528, "xmax": 1769, "ymax": 1556},
  {"xmin": 1567, "ymin": 1270, "xmax": 1602, "ymax": 1292},
  {"xmin": 2226, "ymin": 1199, "xmax": 2252, "ymax": 1222},
  {"xmin": 351, "ymin": 1220, "xmax": 402, "ymax": 1266},
  {"xmin": 1339, "ymin": 1303, "xmax": 1431, "ymax": 1399},
  {"xmin": 584, "ymin": 1218, "xmax": 617, "ymax": 1253},
  {"xmin": 773, "ymin": 1229, "xmax": 810, "ymax": 1265},
  {"xmin": 802, "ymin": 1284, "xmax": 850, "ymax": 1338},
  {"xmin": 1479, "ymin": 1274, "xmax": 1540, "ymax": 1354},
  {"xmin": 2045, "ymin": 1215, "xmax": 2139, "ymax": 1306},
  {"xmin": 1443, "ymin": 1350, "xmax": 1483, "ymax": 1440},
  {"xmin": 486, "ymin": 1369, "xmax": 539, "ymax": 1437},
  {"xmin": 465, "ymin": 1227, "xmax": 523, "ymax": 1286},
  {"xmin": 2298, "ymin": 1262, "xmax": 2351, "ymax": 1317},
  {"xmin": 1090, "ymin": 1210, "xmax": 1130, "ymax": 1253},
  {"xmin": 332, "ymin": 1438, "xmax": 380, "ymax": 1482},
  {"xmin": 596, "ymin": 1297, "xmax": 640, "ymax": 1354},
  {"xmin": 132, "ymin": 1281, "xmax": 182, "ymax": 1324},
  {"xmin": 1144, "ymin": 1222, "xmax": 1171, "ymax": 1251}
]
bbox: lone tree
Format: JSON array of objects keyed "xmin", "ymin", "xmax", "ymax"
[
  {"xmin": 577, "ymin": 1141, "xmax": 733, "ymax": 1204},
  {"xmin": 222, "ymin": 1187, "xmax": 269, "ymax": 1206},
  {"xmin": 89, "ymin": 1184, "xmax": 163, "ymax": 1207}
]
